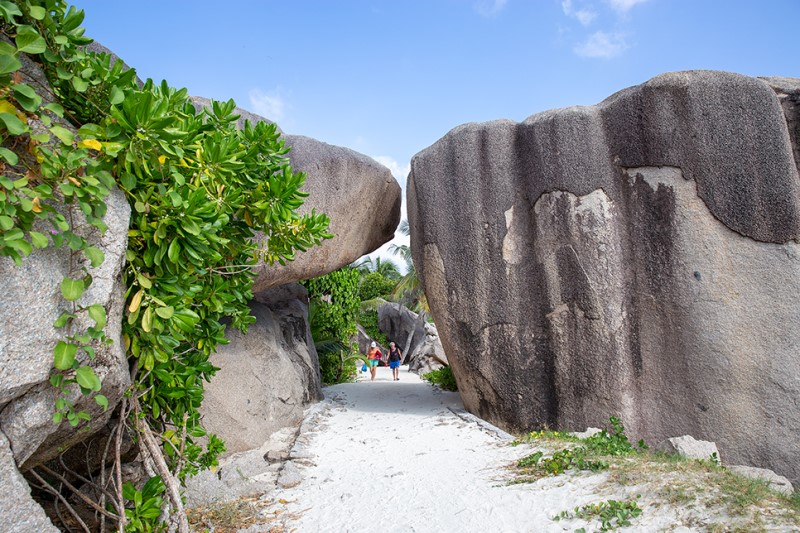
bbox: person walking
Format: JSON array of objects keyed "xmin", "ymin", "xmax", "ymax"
[
  {"xmin": 367, "ymin": 341, "xmax": 382, "ymax": 381},
  {"xmin": 387, "ymin": 341, "xmax": 402, "ymax": 381}
]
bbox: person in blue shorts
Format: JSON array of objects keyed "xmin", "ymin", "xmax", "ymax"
[{"xmin": 387, "ymin": 341, "xmax": 402, "ymax": 381}]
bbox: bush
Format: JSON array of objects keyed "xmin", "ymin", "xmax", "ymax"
[
  {"xmin": 304, "ymin": 268, "xmax": 361, "ymax": 384},
  {"xmin": 359, "ymin": 271, "xmax": 396, "ymax": 301},
  {"xmin": 422, "ymin": 366, "xmax": 457, "ymax": 391},
  {"xmin": 358, "ymin": 309, "xmax": 388, "ymax": 347}
]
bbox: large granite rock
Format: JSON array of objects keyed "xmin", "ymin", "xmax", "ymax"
[
  {"xmin": 377, "ymin": 303, "xmax": 428, "ymax": 363},
  {"xmin": 199, "ymin": 284, "xmax": 323, "ymax": 454},
  {"xmin": 408, "ymin": 70, "xmax": 800, "ymax": 484},
  {"xmin": 190, "ymin": 97, "xmax": 402, "ymax": 293}
]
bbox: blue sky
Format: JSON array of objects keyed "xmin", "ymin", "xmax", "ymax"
[{"xmin": 72, "ymin": 0, "xmax": 800, "ymax": 268}]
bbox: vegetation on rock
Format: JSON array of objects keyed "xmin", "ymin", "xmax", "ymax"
[{"xmin": 1, "ymin": 1, "xmax": 331, "ymax": 530}]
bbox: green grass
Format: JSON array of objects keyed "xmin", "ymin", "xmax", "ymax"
[{"xmin": 511, "ymin": 417, "xmax": 800, "ymax": 531}]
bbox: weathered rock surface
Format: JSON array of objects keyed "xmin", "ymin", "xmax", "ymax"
[
  {"xmin": 377, "ymin": 303, "xmax": 428, "ymax": 362},
  {"xmin": 190, "ymin": 97, "xmax": 402, "ymax": 293},
  {"xmin": 0, "ymin": 433, "xmax": 57, "ymax": 532},
  {"xmin": 658, "ymin": 435, "xmax": 721, "ymax": 462},
  {"xmin": 0, "ymin": 49, "xmax": 131, "ymax": 472},
  {"xmin": 199, "ymin": 284, "xmax": 322, "ymax": 455},
  {"xmin": 408, "ymin": 70, "xmax": 800, "ymax": 484}
]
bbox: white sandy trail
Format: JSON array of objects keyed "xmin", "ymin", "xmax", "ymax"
[{"xmin": 268, "ymin": 366, "xmax": 662, "ymax": 533}]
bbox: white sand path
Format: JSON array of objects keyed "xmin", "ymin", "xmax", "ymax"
[{"xmin": 265, "ymin": 366, "xmax": 693, "ymax": 532}]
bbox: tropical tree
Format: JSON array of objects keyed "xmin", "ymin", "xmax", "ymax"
[
  {"xmin": 389, "ymin": 220, "xmax": 427, "ymax": 313},
  {"xmin": 352, "ymin": 255, "xmax": 402, "ymax": 281}
]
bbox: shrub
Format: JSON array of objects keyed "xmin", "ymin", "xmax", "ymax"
[
  {"xmin": 358, "ymin": 271, "xmax": 396, "ymax": 301},
  {"xmin": 305, "ymin": 268, "xmax": 361, "ymax": 384},
  {"xmin": 422, "ymin": 366, "xmax": 457, "ymax": 391},
  {"xmin": 358, "ymin": 309, "xmax": 388, "ymax": 347}
]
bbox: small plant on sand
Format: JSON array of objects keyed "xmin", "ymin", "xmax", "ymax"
[
  {"xmin": 421, "ymin": 366, "xmax": 457, "ymax": 391},
  {"xmin": 513, "ymin": 416, "xmax": 646, "ymax": 482},
  {"xmin": 553, "ymin": 497, "xmax": 643, "ymax": 532}
]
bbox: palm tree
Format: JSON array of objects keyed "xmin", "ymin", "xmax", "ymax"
[
  {"xmin": 351, "ymin": 255, "xmax": 402, "ymax": 281},
  {"xmin": 389, "ymin": 220, "xmax": 428, "ymax": 314}
]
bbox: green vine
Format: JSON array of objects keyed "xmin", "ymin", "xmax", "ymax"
[{"xmin": 1, "ymin": 0, "xmax": 332, "ymax": 529}]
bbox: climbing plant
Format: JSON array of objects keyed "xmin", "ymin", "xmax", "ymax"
[{"xmin": 1, "ymin": 1, "xmax": 332, "ymax": 530}]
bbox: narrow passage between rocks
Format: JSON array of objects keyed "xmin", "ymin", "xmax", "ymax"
[{"xmin": 266, "ymin": 366, "xmax": 614, "ymax": 532}]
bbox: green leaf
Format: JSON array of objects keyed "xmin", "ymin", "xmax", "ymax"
[
  {"xmin": 53, "ymin": 341, "xmax": 77, "ymax": 370},
  {"xmin": 42, "ymin": 102, "xmax": 64, "ymax": 117},
  {"xmin": 0, "ymin": 1, "xmax": 23, "ymax": 20},
  {"xmin": 0, "ymin": 146, "xmax": 17, "ymax": 165},
  {"xmin": 52, "ymin": 411, "xmax": 63, "ymax": 424},
  {"xmin": 6, "ymin": 237, "xmax": 31, "ymax": 255},
  {"xmin": 53, "ymin": 311, "xmax": 73, "ymax": 328},
  {"xmin": 0, "ymin": 112, "xmax": 28, "ymax": 135},
  {"xmin": 155, "ymin": 306, "xmax": 174, "ymax": 319},
  {"xmin": 88, "ymin": 304, "xmax": 106, "ymax": 329},
  {"xmin": 49, "ymin": 125, "xmax": 74, "ymax": 145},
  {"xmin": 29, "ymin": 231, "xmax": 48, "ymax": 248},
  {"xmin": 141, "ymin": 306, "xmax": 153, "ymax": 332},
  {"xmin": 95, "ymin": 394, "xmax": 108, "ymax": 410},
  {"xmin": 71, "ymin": 76, "xmax": 88, "ymax": 92},
  {"xmin": 15, "ymin": 25, "xmax": 46, "ymax": 54},
  {"xmin": 0, "ymin": 54, "xmax": 21, "ymax": 75},
  {"xmin": 61, "ymin": 277, "xmax": 85, "ymax": 301},
  {"xmin": 137, "ymin": 273, "xmax": 152, "ymax": 289},
  {"xmin": 28, "ymin": 5, "xmax": 45, "ymax": 19},
  {"xmin": 181, "ymin": 218, "xmax": 201, "ymax": 235},
  {"xmin": 0, "ymin": 215, "xmax": 12, "ymax": 230},
  {"xmin": 169, "ymin": 191, "xmax": 182, "ymax": 207},
  {"xmin": 84, "ymin": 246, "xmax": 104, "ymax": 267},
  {"xmin": 13, "ymin": 83, "xmax": 41, "ymax": 112},
  {"xmin": 120, "ymin": 173, "xmax": 136, "ymax": 190},
  {"xmin": 109, "ymin": 85, "xmax": 124, "ymax": 105},
  {"xmin": 75, "ymin": 366, "xmax": 101, "ymax": 391},
  {"xmin": 167, "ymin": 238, "xmax": 180, "ymax": 263}
]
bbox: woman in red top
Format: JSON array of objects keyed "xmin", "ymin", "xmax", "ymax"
[{"xmin": 367, "ymin": 341, "xmax": 382, "ymax": 381}]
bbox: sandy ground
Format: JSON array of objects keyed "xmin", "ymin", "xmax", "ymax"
[{"xmin": 261, "ymin": 366, "xmax": 695, "ymax": 533}]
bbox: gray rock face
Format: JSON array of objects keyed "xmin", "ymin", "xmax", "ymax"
[
  {"xmin": 0, "ymin": 51, "xmax": 131, "ymax": 470},
  {"xmin": 0, "ymin": 432, "xmax": 57, "ymax": 532},
  {"xmin": 190, "ymin": 97, "xmax": 402, "ymax": 293},
  {"xmin": 377, "ymin": 303, "xmax": 427, "ymax": 363},
  {"xmin": 199, "ymin": 284, "xmax": 322, "ymax": 455},
  {"xmin": 408, "ymin": 70, "xmax": 800, "ymax": 484}
]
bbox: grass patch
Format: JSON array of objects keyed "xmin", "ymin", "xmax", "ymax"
[
  {"xmin": 510, "ymin": 417, "xmax": 800, "ymax": 531},
  {"xmin": 187, "ymin": 497, "xmax": 298, "ymax": 533}
]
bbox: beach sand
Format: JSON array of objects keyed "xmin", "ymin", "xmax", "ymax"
[{"xmin": 262, "ymin": 366, "xmax": 695, "ymax": 532}]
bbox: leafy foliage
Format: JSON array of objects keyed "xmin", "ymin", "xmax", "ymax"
[
  {"xmin": 514, "ymin": 416, "xmax": 646, "ymax": 482},
  {"xmin": 357, "ymin": 308, "xmax": 388, "ymax": 347},
  {"xmin": 304, "ymin": 267, "xmax": 361, "ymax": 384},
  {"xmin": 553, "ymin": 497, "xmax": 643, "ymax": 532},
  {"xmin": 358, "ymin": 271, "xmax": 396, "ymax": 301},
  {"xmin": 421, "ymin": 366, "xmax": 457, "ymax": 391}
]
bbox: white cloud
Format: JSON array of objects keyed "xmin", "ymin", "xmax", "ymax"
[
  {"xmin": 561, "ymin": 0, "xmax": 597, "ymax": 26},
  {"xmin": 248, "ymin": 88, "xmax": 285, "ymax": 121},
  {"xmin": 474, "ymin": 0, "xmax": 508, "ymax": 17},
  {"xmin": 372, "ymin": 155, "xmax": 411, "ymax": 182},
  {"xmin": 574, "ymin": 31, "xmax": 628, "ymax": 58},
  {"xmin": 607, "ymin": 0, "xmax": 649, "ymax": 13}
]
